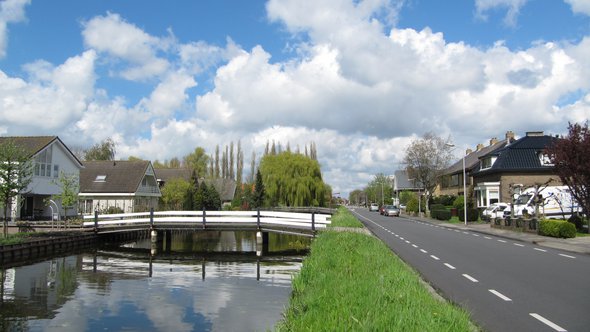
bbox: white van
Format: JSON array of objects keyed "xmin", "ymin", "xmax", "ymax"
[
  {"xmin": 482, "ymin": 203, "xmax": 509, "ymax": 221},
  {"xmin": 509, "ymin": 186, "xmax": 581, "ymax": 219}
]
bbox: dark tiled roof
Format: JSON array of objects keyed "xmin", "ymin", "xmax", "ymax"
[
  {"xmin": 0, "ymin": 136, "xmax": 56, "ymax": 157},
  {"xmin": 155, "ymin": 168, "xmax": 192, "ymax": 182},
  {"xmin": 445, "ymin": 139, "xmax": 510, "ymax": 174},
  {"xmin": 205, "ymin": 178, "xmax": 237, "ymax": 202},
  {"xmin": 80, "ymin": 160, "xmax": 152, "ymax": 194},
  {"xmin": 474, "ymin": 135, "xmax": 559, "ymax": 175}
]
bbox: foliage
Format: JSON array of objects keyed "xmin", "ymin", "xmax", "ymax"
[
  {"xmin": 432, "ymin": 209, "xmax": 452, "ymax": 221},
  {"xmin": 431, "ymin": 195, "xmax": 456, "ymax": 206},
  {"xmin": 399, "ymin": 190, "xmax": 414, "ymax": 205},
  {"xmin": 84, "ymin": 137, "xmax": 116, "ymax": 161},
  {"xmin": 546, "ymin": 121, "xmax": 590, "ymax": 232},
  {"xmin": 429, "ymin": 204, "xmax": 445, "ymax": 212},
  {"xmin": 183, "ymin": 147, "xmax": 209, "ymax": 178},
  {"xmin": 403, "ymin": 132, "xmax": 454, "ymax": 211},
  {"xmin": 160, "ymin": 178, "xmax": 191, "ymax": 210},
  {"xmin": 452, "ymin": 195, "xmax": 465, "ymax": 210},
  {"xmin": 276, "ymin": 230, "xmax": 473, "ymax": 331},
  {"xmin": 458, "ymin": 208, "xmax": 479, "ymax": 222},
  {"xmin": 104, "ymin": 206, "xmax": 124, "ymax": 214},
  {"xmin": 568, "ymin": 213, "xmax": 584, "ymax": 231},
  {"xmin": 0, "ymin": 139, "xmax": 34, "ymax": 237},
  {"xmin": 348, "ymin": 189, "xmax": 365, "ymax": 205},
  {"xmin": 194, "ymin": 181, "xmax": 221, "ymax": 211},
  {"xmin": 259, "ymin": 152, "xmax": 327, "ymax": 207},
  {"xmin": 252, "ymin": 170, "xmax": 265, "ymax": 208},
  {"xmin": 51, "ymin": 172, "xmax": 79, "ymax": 219},
  {"xmin": 364, "ymin": 173, "xmax": 394, "ymax": 206},
  {"xmin": 539, "ymin": 219, "xmax": 577, "ymax": 238}
]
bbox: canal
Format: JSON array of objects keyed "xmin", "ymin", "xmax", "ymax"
[{"xmin": 0, "ymin": 231, "xmax": 310, "ymax": 331}]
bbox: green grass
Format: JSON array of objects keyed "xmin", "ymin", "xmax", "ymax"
[
  {"xmin": 328, "ymin": 206, "xmax": 363, "ymax": 228},
  {"xmin": 0, "ymin": 233, "xmax": 32, "ymax": 245},
  {"xmin": 276, "ymin": 216, "xmax": 475, "ymax": 331}
]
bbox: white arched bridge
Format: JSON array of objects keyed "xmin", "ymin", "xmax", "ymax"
[{"xmin": 83, "ymin": 209, "xmax": 332, "ymax": 238}]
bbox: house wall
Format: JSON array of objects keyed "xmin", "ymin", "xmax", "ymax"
[{"xmin": 79, "ymin": 195, "xmax": 159, "ymax": 215}]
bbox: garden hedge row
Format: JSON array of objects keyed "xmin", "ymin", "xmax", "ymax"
[
  {"xmin": 430, "ymin": 209, "xmax": 452, "ymax": 221},
  {"xmin": 458, "ymin": 208, "xmax": 479, "ymax": 222},
  {"xmin": 539, "ymin": 219, "xmax": 576, "ymax": 238}
]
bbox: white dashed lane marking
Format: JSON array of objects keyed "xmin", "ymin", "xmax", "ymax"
[
  {"xmin": 513, "ymin": 243, "xmax": 525, "ymax": 247},
  {"xmin": 529, "ymin": 313, "xmax": 567, "ymax": 332},
  {"xmin": 430, "ymin": 255, "xmax": 440, "ymax": 261},
  {"xmin": 559, "ymin": 254, "xmax": 576, "ymax": 259},
  {"xmin": 489, "ymin": 289, "xmax": 512, "ymax": 302},
  {"xmin": 444, "ymin": 263, "xmax": 456, "ymax": 270},
  {"xmin": 497, "ymin": 239, "xmax": 507, "ymax": 243},
  {"xmin": 462, "ymin": 274, "xmax": 479, "ymax": 283},
  {"xmin": 534, "ymin": 248, "xmax": 547, "ymax": 252},
  {"xmin": 420, "ymin": 249, "xmax": 428, "ymax": 254}
]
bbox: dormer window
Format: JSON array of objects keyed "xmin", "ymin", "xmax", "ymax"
[
  {"xmin": 94, "ymin": 175, "xmax": 106, "ymax": 182},
  {"xmin": 481, "ymin": 156, "xmax": 496, "ymax": 170},
  {"xmin": 538, "ymin": 153, "xmax": 554, "ymax": 166}
]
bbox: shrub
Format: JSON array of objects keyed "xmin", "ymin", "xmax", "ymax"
[
  {"xmin": 458, "ymin": 208, "xmax": 479, "ymax": 222},
  {"xmin": 435, "ymin": 210, "xmax": 452, "ymax": 221},
  {"xmin": 539, "ymin": 219, "xmax": 577, "ymax": 238},
  {"xmin": 430, "ymin": 204, "xmax": 445, "ymax": 213},
  {"xmin": 431, "ymin": 195, "xmax": 456, "ymax": 206},
  {"xmin": 406, "ymin": 197, "xmax": 419, "ymax": 213},
  {"xmin": 568, "ymin": 214, "xmax": 584, "ymax": 231},
  {"xmin": 453, "ymin": 196, "xmax": 465, "ymax": 210}
]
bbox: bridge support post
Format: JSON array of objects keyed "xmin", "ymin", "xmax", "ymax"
[
  {"xmin": 165, "ymin": 230, "xmax": 172, "ymax": 253},
  {"xmin": 256, "ymin": 231, "xmax": 269, "ymax": 257},
  {"xmin": 94, "ymin": 210, "xmax": 98, "ymax": 233},
  {"xmin": 202, "ymin": 207, "xmax": 206, "ymax": 229},
  {"xmin": 312, "ymin": 211, "xmax": 316, "ymax": 237}
]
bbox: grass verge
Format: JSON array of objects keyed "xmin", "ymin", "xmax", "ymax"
[
  {"xmin": 276, "ymin": 216, "xmax": 475, "ymax": 331},
  {"xmin": 328, "ymin": 206, "xmax": 363, "ymax": 228},
  {"xmin": 0, "ymin": 232, "xmax": 35, "ymax": 246}
]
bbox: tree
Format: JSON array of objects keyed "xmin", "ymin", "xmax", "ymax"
[
  {"xmin": 160, "ymin": 178, "xmax": 191, "ymax": 210},
  {"xmin": 259, "ymin": 152, "xmax": 328, "ymax": 207},
  {"xmin": 51, "ymin": 172, "xmax": 79, "ymax": 220},
  {"xmin": 0, "ymin": 139, "xmax": 33, "ymax": 237},
  {"xmin": 183, "ymin": 147, "xmax": 209, "ymax": 178},
  {"xmin": 546, "ymin": 122, "xmax": 590, "ymax": 232},
  {"xmin": 403, "ymin": 132, "xmax": 454, "ymax": 213},
  {"xmin": 253, "ymin": 170, "xmax": 265, "ymax": 208},
  {"xmin": 349, "ymin": 189, "xmax": 365, "ymax": 206},
  {"xmin": 84, "ymin": 138, "xmax": 116, "ymax": 161}
]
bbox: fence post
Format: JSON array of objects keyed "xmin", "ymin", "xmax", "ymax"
[
  {"xmin": 94, "ymin": 210, "xmax": 98, "ymax": 233},
  {"xmin": 257, "ymin": 209, "xmax": 261, "ymax": 230},
  {"xmin": 150, "ymin": 207, "xmax": 154, "ymax": 228},
  {"xmin": 202, "ymin": 207, "xmax": 206, "ymax": 229},
  {"xmin": 312, "ymin": 211, "xmax": 316, "ymax": 234}
]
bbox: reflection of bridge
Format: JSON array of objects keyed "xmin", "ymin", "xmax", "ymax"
[{"xmin": 83, "ymin": 210, "xmax": 331, "ymax": 238}]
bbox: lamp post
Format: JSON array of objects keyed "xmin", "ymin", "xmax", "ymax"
[{"xmin": 446, "ymin": 144, "xmax": 467, "ymax": 225}]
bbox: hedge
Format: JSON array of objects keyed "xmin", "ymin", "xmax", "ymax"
[
  {"xmin": 539, "ymin": 219, "xmax": 576, "ymax": 238},
  {"xmin": 458, "ymin": 208, "xmax": 479, "ymax": 222},
  {"xmin": 433, "ymin": 209, "xmax": 452, "ymax": 221}
]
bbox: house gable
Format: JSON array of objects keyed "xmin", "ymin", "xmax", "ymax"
[{"xmin": 80, "ymin": 160, "xmax": 161, "ymax": 197}]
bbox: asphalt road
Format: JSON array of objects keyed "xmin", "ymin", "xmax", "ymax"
[{"xmin": 350, "ymin": 208, "xmax": 590, "ymax": 332}]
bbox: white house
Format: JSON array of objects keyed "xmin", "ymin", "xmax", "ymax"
[
  {"xmin": 0, "ymin": 136, "xmax": 84, "ymax": 221},
  {"xmin": 79, "ymin": 160, "xmax": 161, "ymax": 214}
]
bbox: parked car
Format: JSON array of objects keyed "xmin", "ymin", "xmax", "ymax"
[
  {"xmin": 482, "ymin": 203, "xmax": 508, "ymax": 221},
  {"xmin": 369, "ymin": 203, "xmax": 379, "ymax": 212},
  {"xmin": 384, "ymin": 205, "xmax": 400, "ymax": 217}
]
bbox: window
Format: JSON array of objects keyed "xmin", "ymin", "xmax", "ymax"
[
  {"xmin": 94, "ymin": 175, "xmax": 106, "ymax": 182},
  {"xmin": 34, "ymin": 146, "xmax": 53, "ymax": 177},
  {"xmin": 53, "ymin": 165, "xmax": 59, "ymax": 178},
  {"xmin": 450, "ymin": 174, "xmax": 459, "ymax": 186}
]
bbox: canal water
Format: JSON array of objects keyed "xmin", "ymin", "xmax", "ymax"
[{"xmin": 0, "ymin": 231, "xmax": 310, "ymax": 332}]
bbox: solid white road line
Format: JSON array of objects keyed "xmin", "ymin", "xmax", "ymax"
[
  {"xmin": 534, "ymin": 248, "xmax": 547, "ymax": 252},
  {"xmin": 489, "ymin": 289, "xmax": 512, "ymax": 302},
  {"xmin": 529, "ymin": 313, "xmax": 567, "ymax": 332},
  {"xmin": 462, "ymin": 274, "xmax": 479, "ymax": 282},
  {"xmin": 559, "ymin": 254, "xmax": 576, "ymax": 259},
  {"xmin": 430, "ymin": 255, "xmax": 440, "ymax": 260},
  {"xmin": 444, "ymin": 263, "xmax": 456, "ymax": 270}
]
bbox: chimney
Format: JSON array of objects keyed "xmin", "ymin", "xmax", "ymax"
[
  {"xmin": 505, "ymin": 130, "xmax": 515, "ymax": 142},
  {"xmin": 465, "ymin": 148, "xmax": 473, "ymax": 155},
  {"xmin": 526, "ymin": 131, "xmax": 544, "ymax": 137},
  {"xmin": 476, "ymin": 143, "xmax": 484, "ymax": 151},
  {"xmin": 489, "ymin": 137, "xmax": 498, "ymax": 146}
]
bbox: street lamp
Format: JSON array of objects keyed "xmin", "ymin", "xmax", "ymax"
[{"xmin": 446, "ymin": 144, "xmax": 467, "ymax": 226}]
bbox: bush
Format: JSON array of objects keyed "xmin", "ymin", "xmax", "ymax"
[
  {"xmin": 431, "ymin": 195, "xmax": 456, "ymax": 206},
  {"xmin": 453, "ymin": 196, "xmax": 465, "ymax": 210},
  {"xmin": 429, "ymin": 204, "xmax": 445, "ymax": 213},
  {"xmin": 434, "ymin": 210, "xmax": 452, "ymax": 221},
  {"xmin": 568, "ymin": 214, "xmax": 584, "ymax": 231},
  {"xmin": 105, "ymin": 206, "xmax": 124, "ymax": 214},
  {"xmin": 406, "ymin": 197, "xmax": 419, "ymax": 213},
  {"xmin": 458, "ymin": 208, "xmax": 479, "ymax": 222},
  {"xmin": 539, "ymin": 219, "xmax": 577, "ymax": 238}
]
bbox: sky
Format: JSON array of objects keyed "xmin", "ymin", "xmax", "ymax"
[{"xmin": 1, "ymin": 0, "xmax": 589, "ymax": 198}]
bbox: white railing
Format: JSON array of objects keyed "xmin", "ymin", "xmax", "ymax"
[{"xmin": 83, "ymin": 210, "xmax": 331, "ymax": 232}]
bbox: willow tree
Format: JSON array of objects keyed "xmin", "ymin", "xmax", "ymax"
[{"xmin": 259, "ymin": 152, "xmax": 328, "ymax": 207}]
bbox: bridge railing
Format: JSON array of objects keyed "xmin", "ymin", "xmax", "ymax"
[{"xmin": 82, "ymin": 210, "xmax": 331, "ymax": 232}]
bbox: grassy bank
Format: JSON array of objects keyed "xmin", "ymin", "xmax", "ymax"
[
  {"xmin": 276, "ymin": 209, "xmax": 475, "ymax": 331},
  {"xmin": 328, "ymin": 206, "xmax": 364, "ymax": 228}
]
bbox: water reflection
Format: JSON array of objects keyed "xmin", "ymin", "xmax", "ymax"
[{"xmin": 0, "ymin": 231, "xmax": 309, "ymax": 331}]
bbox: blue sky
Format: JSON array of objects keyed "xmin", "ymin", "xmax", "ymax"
[{"xmin": 1, "ymin": 0, "xmax": 589, "ymax": 197}]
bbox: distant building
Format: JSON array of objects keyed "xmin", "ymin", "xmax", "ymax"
[
  {"xmin": 0, "ymin": 136, "xmax": 83, "ymax": 221},
  {"xmin": 392, "ymin": 170, "xmax": 423, "ymax": 205},
  {"xmin": 79, "ymin": 160, "xmax": 161, "ymax": 214}
]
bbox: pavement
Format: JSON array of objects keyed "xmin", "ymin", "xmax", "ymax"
[{"xmin": 403, "ymin": 214, "xmax": 590, "ymax": 255}]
